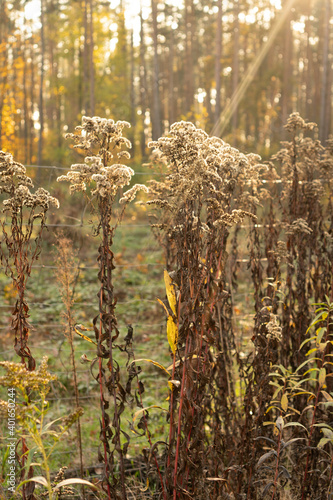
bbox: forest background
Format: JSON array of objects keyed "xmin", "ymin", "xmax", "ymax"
[
  {"xmin": 1, "ymin": 0, "xmax": 332, "ymax": 167},
  {"xmin": 1, "ymin": 0, "xmax": 333, "ymax": 498}
]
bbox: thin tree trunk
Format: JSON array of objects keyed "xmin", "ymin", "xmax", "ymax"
[
  {"xmin": 231, "ymin": 0, "xmax": 240, "ymax": 143},
  {"xmin": 281, "ymin": 2, "xmax": 293, "ymax": 136},
  {"xmin": 130, "ymin": 29, "xmax": 136, "ymax": 157},
  {"xmin": 89, "ymin": 0, "xmax": 95, "ymax": 115},
  {"xmin": 139, "ymin": 5, "xmax": 148, "ymax": 157},
  {"xmin": 184, "ymin": 0, "xmax": 194, "ymax": 115},
  {"xmin": 214, "ymin": 0, "xmax": 223, "ymax": 123},
  {"xmin": 319, "ymin": 0, "xmax": 331, "ymax": 143},
  {"xmin": 29, "ymin": 42, "xmax": 35, "ymax": 164},
  {"xmin": 37, "ymin": 0, "xmax": 45, "ymax": 168},
  {"xmin": 151, "ymin": 0, "xmax": 162, "ymax": 140},
  {"xmin": 23, "ymin": 28, "xmax": 29, "ymax": 164},
  {"xmin": 168, "ymin": 28, "xmax": 175, "ymax": 127},
  {"xmin": 83, "ymin": 0, "xmax": 89, "ymax": 114},
  {"xmin": 305, "ymin": 14, "xmax": 313, "ymax": 121}
]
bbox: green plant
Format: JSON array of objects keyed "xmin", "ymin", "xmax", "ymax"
[
  {"xmin": 0, "ymin": 357, "xmax": 97, "ymax": 499},
  {"xmin": 261, "ymin": 298, "xmax": 333, "ymax": 499}
]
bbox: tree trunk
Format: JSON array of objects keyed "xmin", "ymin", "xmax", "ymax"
[
  {"xmin": 168, "ymin": 28, "xmax": 175, "ymax": 127},
  {"xmin": 89, "ymin": 0, "xmax": 95, "ymax": 115},
  {"xmin": 37, "ymin": 0, "xmax": 45, "ymax": 168},
  {"xmin": 319, "ymin": 0, "xmax": 331, "ymax": 143},
  {"xmin": 231, "ymin": 0, "xmax": 240, "ymax": 143},
  {"xmin": 130, "ymin": 29, "xmax": 136, "ymax": 157},
  {"xmin": 83, "ymin": 0, "xmax": 89, "ymax": 114},
  {"xmin": 184, "ymin": 0, "xmax": 194, "ymax": 115},
  {"xmin": 214, "ymin": 0, "xmax": 223, "ymax": 124},
  {"xmin": 281, "ymin": 2, "xmax": 293, "ymax": 136},
  {"xmin": 139, "ymin": 6, "xmax": 148, "ymax": 157},
  {"xmin": 151, "ymin": 0, "xmax": 162, "ymax": 140},
  {"xmin": 23, "ymin": 28, "xmax": 29, "ymax": 164}
]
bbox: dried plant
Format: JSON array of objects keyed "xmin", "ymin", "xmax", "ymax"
[
  {"xmin": 0, "ymin": 151, "xmax": 59, "ymax": 370},
  {"xmin": 57, "ymin": 116, "xmax": 147, "ymax": 499},
  {"xmin": 147, "ymin": 121, "xmax": 266, "ymax": 498},
  {"xmin": 0, "ymin": 151, "xmax": 59, "ymax": 500},
  {"xmin": 54, "ymin": 233, "xmax": 84, "ymax": 487}
]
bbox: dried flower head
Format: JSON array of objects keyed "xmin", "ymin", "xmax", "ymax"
[
  {"xmin": 286, "ymin": 218, "xmax": 313, "ymax": 236},
  {"xmin": 266, "ymin": 313, "xmax": 282, "ymax": 341},
  {"xmin": 148, "ymin": 121, "xmax": 263, "ymax": 238},
  {"xmin": 284, "ymin": 112, "xmax": 317, "ymax": 133},
  {"xmin": 0, "ymin": 356, "xmax": 56, "ymax": 392},
  {"xmin": 58, "ymin": 116, "xmax": 145, "ymax": 203},
  {"xmin": 0, "ymin": 151, "xmax": 59, "ymax": 215}
]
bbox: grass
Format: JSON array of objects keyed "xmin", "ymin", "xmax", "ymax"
[{"xmin": 0, "ymin": 206, "xmax": 172, "ymax": 482}]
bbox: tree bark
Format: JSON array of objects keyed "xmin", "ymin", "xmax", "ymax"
[
  {"xmin": 281, "ymin": 2, "xmax": 293, "ymax": 136},
  {"xmin": 319, "ymin": 0, "xmax": 331, "ymax": 142},
  {"xmin": 83, "ymin": 0, "xmax": 89, "ymax": 114},
  {"xmin": 139, "ymin": 6, "xmax": 148, "ymax": 157},
  {"xmin": 151, "ymin": 0, "xmax": 162, "ymax": 140},
  {"xmin": 89, "ymin": 0, "xmax": 95, "ymax": 115},
  {"xmin": 231, "ymin": 0, "xmax": 240, "ymax": 143},
  {"xmin": 130, "ymin": 29, "xmax": 136, "ymax": 156},
  {"xmin": 214, "ymin": 0, "xmax": 223, "ymax": 124},
  {"xmin": 37, "ymin": 0, "xmax": 45, "ymax": 168}
]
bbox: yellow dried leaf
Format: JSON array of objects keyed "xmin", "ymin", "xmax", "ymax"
[
  {"xmin": 281, "ymin": 393, "xmax": 288, "ymax": 412},
  {"xmin": 74, "ymin": 325, "xmax": 97, "ymax": 345},
  {"xmin": 167, "ymin": 316, "xmax": 178, "ymax": 354},
  {"xmin": 132, "ymin": 405, "xmax": 167, "ymax": 424},
  {"xmin": 168, "ymin": 380, "xmax": 180, "ymax": 391},
  {"xmin": 318, "ymin": 368, "xmax": 326, "ymax": 387},
  {"xmin": 128, "ymin": 358, "xmax": 170, "ymax": 377},
  {"xmin": 164, "ymin": 270, "xmax": 177, "ymax": 316},
  {"xmin": 157, "ymin": 298, "xmax": 169, "ymax": 316}
]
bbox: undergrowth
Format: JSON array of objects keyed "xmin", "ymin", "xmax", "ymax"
[{"xmin": 0, "ymin": 113, "xmax": 332, "ymax": 499}]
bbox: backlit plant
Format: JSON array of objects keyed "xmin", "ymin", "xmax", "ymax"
[{"xmin": 57, "ymin": 116, "xmax": 147, "ymax": 499}]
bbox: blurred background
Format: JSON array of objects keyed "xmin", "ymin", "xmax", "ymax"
[{"xmin": 1, "ymin": 0, "xmax": 332, "ymax": 168}]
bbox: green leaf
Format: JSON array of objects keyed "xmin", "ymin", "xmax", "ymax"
[
  {"xmin": 300, "ymin": 336, "xmax": 316, "ymax": 350},
  {"xmin": 321, "ymin": 390, "xmax": 333, "ymax": 402},
  {"xmin": 284, "ymin": 422, "xmax": 308, "ymax": 434},
  {"xmin": 257, "ymin": 450, "xmax": 277, "ymax": 468},
  {"xmin": 21, "ymin": 446, "xmax": 39, "ymax": 474},
  {"xmin": 281, "ymin": 438, "xmax": 305, "ymax": 451},
  {"xmin": 272, "ymin": 386, "xmax": 283, "ymax": 400},
  {"xmin": 316, "ymin": 327, "xmax": 326, "ymax": 345},
  {"xmin": 318, "ymin": 438, "xmax": 331, "ymax": 448},
  {"xmin": 313, "ymin": 423, "xmax": 333, "ymax": 432},
  {"xmin": 295, "ymin": 358, "xmax": 312, "ymax": 373},
  {"xmin": 321, "ymin": 428, "xmax": 333, "ymax": 439}
]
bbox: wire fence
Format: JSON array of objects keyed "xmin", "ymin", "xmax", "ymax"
[{"xmin": 0, "ymin": 162, "xmax": 312, "ymax": 476}]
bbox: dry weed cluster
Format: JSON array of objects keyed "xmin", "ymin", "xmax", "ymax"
[{"xmin": 0, "ymin": 113, "xmax": 333, "ymax": 499}]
